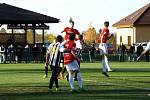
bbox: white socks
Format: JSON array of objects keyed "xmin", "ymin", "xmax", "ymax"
[
  {"xmin": 77, "ymin": 73, "xmax": 83, "ymax": 88},
  {"xmin": 104, "ymin": 55, "xmax": 111, "ymax": 71},
  {"xmin": 68, "ymin": 71, "xmax": 74, "ymax": 90},
  {"xmin": 102, "ymin": 60, "xmax": 107, "ymax": 72},
  {"xmin": 68, "ymin": 71, "xmax": 83, "ymax": 90}
]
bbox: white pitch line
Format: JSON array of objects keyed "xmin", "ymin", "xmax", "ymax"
[{"xmin": 84, "ymin": 79, "xmax": 150, "ymax": 91}]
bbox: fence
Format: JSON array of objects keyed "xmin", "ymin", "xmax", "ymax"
[{"xmin": 0, "ymin": 51, "xmax": 149, "ymax": 63}]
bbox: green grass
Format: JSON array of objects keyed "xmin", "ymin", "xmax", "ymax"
[{"xmin": 0, "ymin": 62, "xmax": 150, "ymax": 100}]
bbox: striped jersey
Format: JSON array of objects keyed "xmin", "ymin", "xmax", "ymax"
[
  {"xmin": 99, "ymin": 28, "xmax": 109, "ymax": 43},
  {"xmin": 48, "ymin": 42, "xmax": 63, "ymax": 67},
  {"xmin": 63, "ymin": 40, "xmax": 76, "ymax": 64}
]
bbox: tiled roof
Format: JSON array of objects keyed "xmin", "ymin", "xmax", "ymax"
[
  {"xmin": 113, "ymin": 3, "xmax": 150, "ymax": 28},
  {"xmin": 0, "ymin": 3, "xmax": 59, "ymax": 24}
]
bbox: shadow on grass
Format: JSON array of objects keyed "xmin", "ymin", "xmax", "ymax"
[{"xmin": 0, "ymin": 88, "xmax": 149, "ymax": 100}]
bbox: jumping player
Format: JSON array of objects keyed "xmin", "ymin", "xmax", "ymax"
[
  {"xmin": 98, "ymin": 21, "xmax": 113, "ymax": 77},
  {"xmin": 61, "ymin": 18, "xmax": 80, "ymax": 41},
  {"xmin": 137, "ymin": 41, "xmax": 150, "ymax": 61},
  {"xmin": 63, "ymin": 34, "xmax": 85, "ymax": 92}
]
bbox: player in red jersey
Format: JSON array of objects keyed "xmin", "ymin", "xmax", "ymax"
[
  {"xmin": 63, "ymin": 34, "xmax": 85, "ymax": 92},
  {"xmin": 98, "ymin": 21, "xmax": 113, "ymax": 77},
  {"xmin": 61, "ymin": 18, "xmax": 80, "ymax": 41}
]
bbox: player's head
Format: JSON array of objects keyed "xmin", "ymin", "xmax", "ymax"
[
  {"xmin": 78, "ymin": 35, "xmax": 83, "ymax": 40},
  {"xmin": 104, "ymin": 21, "xmax": 109, "ymax": 27},
  {"xmin": 69, "ymin": 33, "xmax": 75, "ymax": 41},
  {"xmin": 69, "ymin": 17, "xmax": 74, "ymax": 28},
  {"xmin": 56, "ymin": 35, "xmax": 63, "ymax": 43},
  {"xmin": 99, "ymin": 28, "xmax": 102, "ymax": 33}
]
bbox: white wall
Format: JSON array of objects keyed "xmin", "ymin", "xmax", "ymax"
[{"xmin": 116, "ymin": 28, "xmax": 134, "ymax": 45}]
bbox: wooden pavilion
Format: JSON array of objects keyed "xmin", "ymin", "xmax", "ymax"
[{"xmin": 0, "ymin": 3, "xmax": 59, "ymax": 45}]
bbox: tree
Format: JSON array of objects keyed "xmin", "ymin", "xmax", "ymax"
[
  {"xmin": 27, "ymin": 29, "xmax": 33, "ymax": 44},
  {"xmin": 47, "ymin": 33, "xmax": 56, "ymax": 43},
  {"xmin": 83, "ymin": 26, "xmax": 97, "ymax": 44},
  {"xmin": 0, "ymin": 28, "xmax": 7, "ymax": 33}
]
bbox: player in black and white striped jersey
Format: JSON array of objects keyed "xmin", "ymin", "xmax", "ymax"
[{"xmin": 45, "ymin": 35, "xmax": 64, "ymax": 91}]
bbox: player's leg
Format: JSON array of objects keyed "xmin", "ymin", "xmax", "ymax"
[
  {"xmin": 43, "ymin": 64, "xmax": 48, "ymax": 78},
  {"xmin": 100, "ymin": 44, "xmax": 109, "ymax": 77},
  {"xmin": 54, "ymin": 67, "xmax": 60, "ymax": 90},
  {"xmin": 104, "ymin": 55, "xmax": 112, "ymax": 71},
  {"xmin": 68, "ymin": 70, "xmax": 75, "ymax": 91},
  {"xmin": 74, "ymin": 60, "xmax": 80, "ymax": 81},
  {"xmin": 49, "ymin": 70, "xmax": 55, "ymax": 89},
  {"xmin": 49, "ymin": 67, "xmax": 59, "ymax": 89}
]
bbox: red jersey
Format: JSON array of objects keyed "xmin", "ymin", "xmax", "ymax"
[
  {"xmin": 63, "ymin": 41, "xmax": 76, "ymax": 64},
  {"xmin": 98, "ymin": 28, "xmax": 109, "ymax": 43},
  {"xmin": 63, "ymin": 27, "xmax": 80, "ymax": 40}
]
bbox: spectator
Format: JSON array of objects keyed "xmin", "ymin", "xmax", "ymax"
[
  {"xmin": 120, "ymin": 43, "xmax": 127, "ymax": 62},
  {"xmin": 0, "ymin": 45, "xmax": 5, "ymax": 63},
  {"xmin": 89, "ymin": 44, "xmax": 95, "ymax": 62},
  {"xmin": 145, "ymin": 50, "xmax": 149, "ymax": 62},
  {"xmin": 32, "ymin": 44, "xmax": 39, "ymax": 63},
  {"xmin": 128, "ymin": 44, "xmax": 135, "ymax": 61},
  {"xmin": 24, "ymin": 44, "xmax": 30, "ymax": 63},
  {"xmin": 41, "ymin": 44, "xmax": 47, "ymax": 63},
  {"xmin": 7, "ymin": 44, "xmax": 15, "ymax": 63},
  {"xmin": 16, "ymin": 45, "xmax": 23, "ymax": 63}
]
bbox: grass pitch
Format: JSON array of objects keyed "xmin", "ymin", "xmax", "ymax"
[{"xmin": 0, "ymin": 62, "xmax": 150, "ymax": 100}]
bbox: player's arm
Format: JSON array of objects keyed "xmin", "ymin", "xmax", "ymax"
[
  {"xmin": 71, "ymin": 48, "xmax": 80, "ymax": 62},
  {"xmin": 61, "ymin": 27, "xmax": 67, "ymax": 33},
  {"xmin": 108, "ymin": 33, "xmax": 113, "ymax": 38},
  {"xmin": 61, "ymin": 30, "xmax": 65, "ymax": 33},
  {"xmin": 137, "ymin": 42, "xmax": 150, "ymax": 61},
  {"xmin": 137, "ymin": 50, "xmax": 147, "ymax": 61}
]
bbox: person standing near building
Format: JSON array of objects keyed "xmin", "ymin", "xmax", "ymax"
[
  {"xmin": 45, "ymin": 35, "xmax": 64, "ymax": 91},
  {"xmin": 98, "ymin": 21, "xmax": 113, "ymax": 77},
  {"xmin": 137, "ymin": 41, "xmax": 150, "ymax": 61},
  {"xmin": 120, "ymin": 43, "xmax": 127, "ymax": 62},
  {"xmin": 128, "ymin": 44, "xmax": 135, "ymax": 62}
]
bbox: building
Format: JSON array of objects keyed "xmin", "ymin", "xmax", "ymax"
[
  {"xmin": 0, "ymin": 3, "xmax": 59, "ymax": 45},
  {"xmin": 113, "ymin": 3, "xmax": 150, "ymax": 47}
]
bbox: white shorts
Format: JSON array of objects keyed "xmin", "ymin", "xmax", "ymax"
[
  {"xmin": 65, "ymin": 60, "xmax": 79, "ymax": 72},
  {"xmin": 99, "ymin": 43, "xmax": 108, "ymax": 54}
]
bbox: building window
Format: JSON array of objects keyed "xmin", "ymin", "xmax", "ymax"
[{"xmin": 128, "ymin": 36, "xmax": 131, "ymax": 46}]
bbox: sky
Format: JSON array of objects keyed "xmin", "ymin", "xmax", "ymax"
[{"xmin": 0, "ymin": 0, "xmax": 150, "ymax": 34}]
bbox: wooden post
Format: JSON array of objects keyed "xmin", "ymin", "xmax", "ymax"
[
  {"xmin": 33, "ymin": 29, "xmax": 35, "ymax": 45},
  {"xmin": 24, "ymin": 29, "xmax": 27, "ymax": 44},
  {"xmin": 42, "ymin": 29, "xmax": 44, "ymax": 45}
]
